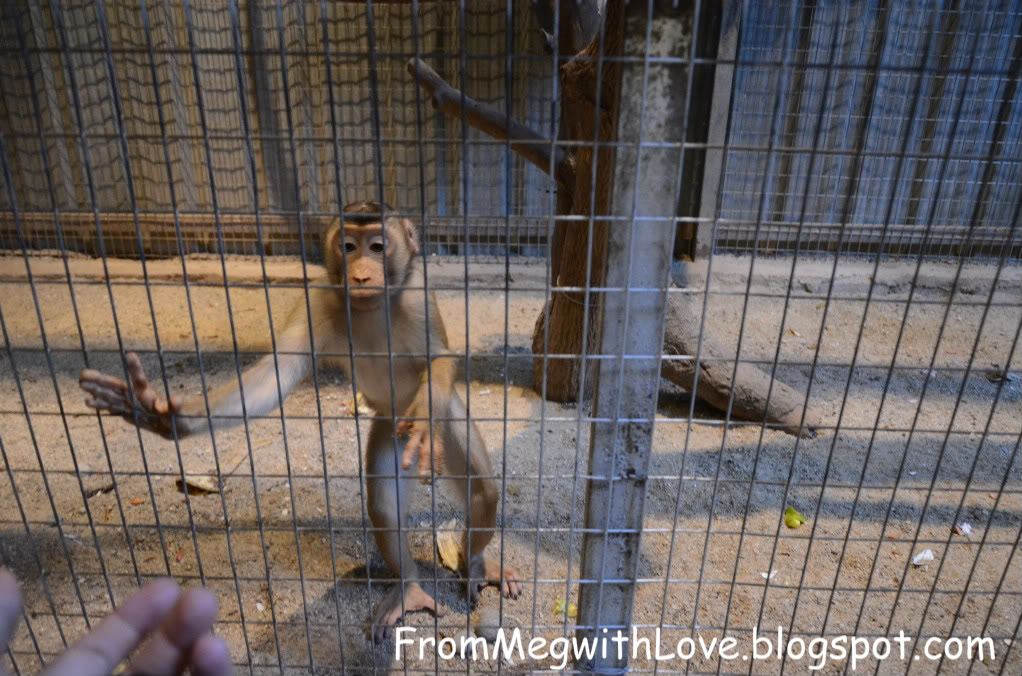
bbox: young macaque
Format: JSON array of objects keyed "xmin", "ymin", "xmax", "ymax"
[{"xmin": 79, "ymin": 201, "xmax": 521, "ymax": 642}]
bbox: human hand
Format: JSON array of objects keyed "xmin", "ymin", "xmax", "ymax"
[{"xmin": 0, "ymin": 569, "xmax": 231, "ymax": 676}]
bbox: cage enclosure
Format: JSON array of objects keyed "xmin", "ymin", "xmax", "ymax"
[{"xmin": 0, "ymin": 1, "xmax": 1019, "ymax": 675}]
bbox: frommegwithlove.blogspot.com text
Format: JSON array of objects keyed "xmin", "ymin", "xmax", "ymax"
[{"xmin": 395, "ymin": 625, "xmax": 1000, "ymax": 671}]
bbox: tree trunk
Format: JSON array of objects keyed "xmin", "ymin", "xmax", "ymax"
[
  {"xmin": 407, "ymin": 1, "xmax": 821, "ymax": 436},
  {"xmin": 530, "ymin": 1, "xmax": 623, "ymax": 402},
  {"xmin": 530, "ymin": 225, "xmax": 606, "ymax": 401}
]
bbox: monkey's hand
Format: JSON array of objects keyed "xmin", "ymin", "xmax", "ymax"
[
  {"xmin": 79, "ymin": 352, "xmax": 189, "ymax": 440},
  {"xmin": 398, "ymin": 392, "xmax": 446, "ymax": 481}
]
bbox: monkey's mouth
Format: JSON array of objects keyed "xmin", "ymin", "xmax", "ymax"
[
  {"xmin": 347, "ymin": 287, "xmax": 385, "ymax": 298},
  {"xmin": 346, "ymin": 287, "xmax": 385, "ymax": 308}
]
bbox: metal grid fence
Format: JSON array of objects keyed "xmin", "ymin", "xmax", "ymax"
[
  {"xmin": 0, "ymin": 0, "xmax": 555, "ymax": 258},
  {"xmin": 711, "ymin": 1, "xmax": 1022, "ymax": 258},
  {"xmin": 0, "ymin": 2, "xmax": 1020, "ymax": 676}
]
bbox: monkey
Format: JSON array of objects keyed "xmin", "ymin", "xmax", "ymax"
[{"xmin": 78, "ymin": 201, "xmax": 521, "ymax": 642}]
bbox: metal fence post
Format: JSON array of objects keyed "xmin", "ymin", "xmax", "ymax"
[{"xmin": 575, "ymin": 223, "xmax": 675, "ymax": 674}]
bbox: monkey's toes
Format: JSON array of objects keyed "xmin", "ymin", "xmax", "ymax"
[
  {"xmin": 502, "ymin": 574, "xmax": 523, "ymax": 600},
  {"xmin": 369, "ymin": 604, "xmax": 404, "ymax": 644},
  {"xmin": 371, "ymin": 621, "xmax": 393, "ymax": 644},
  {"xmin": 370, "ymin": 584, "xmax": 441, "ymax": 643},
  {"xmin": 465, "ymin": 562, "xmax": 522, "ymax": 604},
  {"xmin": 492, "ymin": 565, "xmax": 522, "ymax": 599},
  {"xmin": 467, "ymin": 581, "xmax": 483, "ymax": 607}
]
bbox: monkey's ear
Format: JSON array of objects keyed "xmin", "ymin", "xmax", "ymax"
[
  {"xmin": 399, "ymin": 218, "xmax": 420, "ymax": 256},
  {"xmin": 323, "ymin": 218, "xmax": 339, "ymax": 249}
]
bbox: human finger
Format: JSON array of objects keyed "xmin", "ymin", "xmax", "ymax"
[
  {"xmin": 42, "ymin": 579, "xmax": 180, "ymax": 676},
  {"xmin": 0, "ymin": 569, "xmax": 23, "ymax": 656},
  {"xmin": 126, "ymin": 587, "xmax": 218, "ymax": 676},
  {"xmin": 188, "ymin": 633, "xmax": 233, "ymax": 676}
]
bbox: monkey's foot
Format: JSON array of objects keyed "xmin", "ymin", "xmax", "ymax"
[
  {"xmin": 369, "ymin": 583, "xmax": 443, "ymax": 644},
  {"xmin": 465, "ymin": 557, "xmax": 522, "ymax": 606}
]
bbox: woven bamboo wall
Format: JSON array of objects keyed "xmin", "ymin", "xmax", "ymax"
[{"xmin": 0, "ymin": 0, "xmax": 554, "ymax": 258}]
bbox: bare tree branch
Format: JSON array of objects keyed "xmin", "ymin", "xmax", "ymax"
[
  {"xmin": 406, "ymin": 57, "xmax": 576, "ymax": 188},
  {"xmin": 532, "ymin": 0, "xmax": 606, "ymax": 54}
]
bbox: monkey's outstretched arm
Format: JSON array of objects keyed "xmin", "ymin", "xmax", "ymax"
[
  {"xmin": 80, "ymin": 299, "xmax": 326, "ymax": 439},
  {"xmin": 192, "ymin": 320, "xmax": 314, "ymax": 433}
]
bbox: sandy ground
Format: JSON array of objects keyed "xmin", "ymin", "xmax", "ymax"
[{"xmin": 0, "ymin": 253, "xmax": 1019, "ymax": 676}]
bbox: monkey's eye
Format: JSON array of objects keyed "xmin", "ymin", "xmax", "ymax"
[
  {"xmin": 368, "ymin": 236, "xmax": 385, "ymax": 254},
  {"xmin": 343, "ymin": 239, "xmax": 357, "ymax": 253}
]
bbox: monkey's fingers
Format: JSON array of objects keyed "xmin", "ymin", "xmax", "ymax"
[
  {"xmin": 153, "ymin": 394, "xmax": 183, "ymax": 416},
  {"xmin": 400, "ymin": 430, "xmax": 426, "ymax": 472},
  {"xmin": 80, "ymin": 381, "xmax": 134, "ymax": 411},
  {"xmin": 125, "ymin": 353, "xmax": 157, "ymax": 402},
  {"xmin": 134, "ymin": 385, "xmax": 160, "ymax": 413},
  {"xmin": 79, "ymin": 380, "xmax": 119, "ymax": 401},
  {"xmin": 84, "ymin": 395, "xmax": 132, "ymax": 415},
  {"xmin": 125, "ymin": 352, "xmax": 149, "ymax": 385},
  {"xmin": 418, "ymin": 436, "xmax": 443, "ymax": 478},
  {"xmin": 79, "ymin": 369, "xmax": 130, "ymax": 397}
]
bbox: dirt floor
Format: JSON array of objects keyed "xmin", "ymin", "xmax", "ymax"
[{"xmin": 0, "ymin": 253, "xmax": 1019, "ymax": 676}]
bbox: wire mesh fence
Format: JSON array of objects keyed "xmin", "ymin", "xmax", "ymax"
[
  {"xmin": 0, "ymin": 1, "xmax": 1020, "ymax": 676},
  {"xmin": 0, "ymin": 0, "xmax": 556, "ymax": 258},
  {"xmin": 710, "ymin": 1, "xmax": 1022, "ymax": 258}
]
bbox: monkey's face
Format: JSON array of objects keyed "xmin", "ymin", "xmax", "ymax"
[{"xmin": 329, "ymin": 220, "xmax": 417, "ymax": 310}]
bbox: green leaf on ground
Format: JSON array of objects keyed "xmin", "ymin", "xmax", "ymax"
[{"xmin": 784, "ymin": 506, "xmax": 808, "ymax": 529}]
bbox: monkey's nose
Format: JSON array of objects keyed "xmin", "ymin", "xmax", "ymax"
[{"xmin": 353, "ymin": 275, "xmax": 371, "ymax": 284}]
